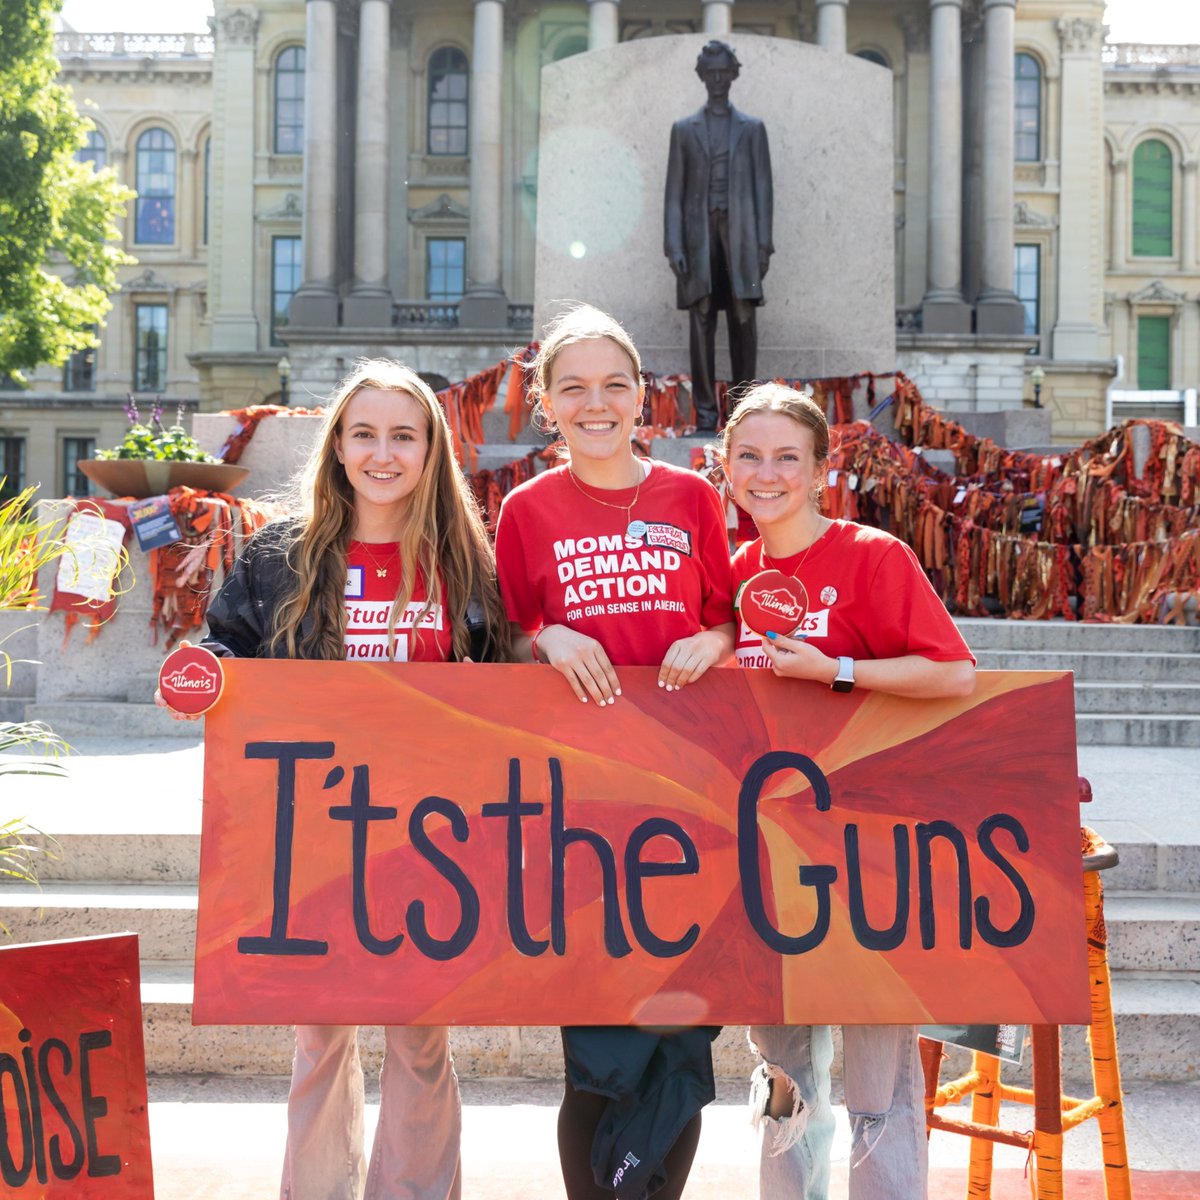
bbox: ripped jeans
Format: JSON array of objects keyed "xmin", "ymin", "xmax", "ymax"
[{"xmin": 748, "ymin": 1025, "xmax": 927, "ymax": 1200}]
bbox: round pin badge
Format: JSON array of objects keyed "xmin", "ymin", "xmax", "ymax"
[
  {"xmin": 626, "ymin": 519, "xmax": 649, "ymax": 541},
  {"xmin": 820, "ymin": 585, "xmax": 838, "ymax": 606},
  {"xmin": 158, "ymin": 644, "xmax": 226, "ymax": 716},
  {"xmin": 736, "ymin": 570, "xmax": 810, "ymax": 638}
]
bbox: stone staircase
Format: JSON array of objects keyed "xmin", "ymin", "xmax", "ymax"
[
  {"xmin": 3, "ymin": 616, "xmax": 1198, "ymax": 1082},
  {"xmin": 959, "ymin": 618, "xmax": 1200, "ymax": 747}
]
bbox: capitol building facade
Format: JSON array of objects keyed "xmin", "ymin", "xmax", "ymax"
[{"xmin": 3, "ymin": 0, "xmax": 1199, "ymax": 497}]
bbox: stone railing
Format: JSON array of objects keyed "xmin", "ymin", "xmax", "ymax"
[
  {"xmin": 393, "ymin": 302, "xmax": 461, "ymax": 328},
  {"xmin": 1103, "ymin": 43, "xmax": 1200, "ymax": 67},
  {"xmin": 55, "ymin": 32, "xmax": 214, "ymax": 59},
  {"xmin": 508, "ymin": 303, "xmax": 534, "ymax": 330},
  {"xmin": 895, "ymin": 306, "xmax": 923, "ymax": 333}
]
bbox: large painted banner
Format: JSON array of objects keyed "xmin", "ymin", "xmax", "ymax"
[
  {"xmin": 194, "ymin": 662, "xmax": 1087, "ymax": 1027},
  {"xmin": 0, "ymin": 934, "xmax": 153, "ymax": 1197}
]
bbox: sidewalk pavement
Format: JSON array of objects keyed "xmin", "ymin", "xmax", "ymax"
[{"xmin": 149, "ymin": 1075, "xmax": 1200, "ymax": 1199}]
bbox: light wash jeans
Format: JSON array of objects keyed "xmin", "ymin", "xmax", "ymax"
[
  {"xmin": 280, "ymin": 1024, "xmax": 462, "ymax": 1200},
  {"xmin": 748, "ymin": 1024, "xmax": 927, "ymax": 1200}
]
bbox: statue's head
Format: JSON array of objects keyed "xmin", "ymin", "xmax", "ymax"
[{"xmin": 695, "ymin": 40, "xmax": 741, "ymax": 99}]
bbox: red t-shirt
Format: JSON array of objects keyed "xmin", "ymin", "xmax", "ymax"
[
  {"xmin": 344, "ymin": 542, "xmax": 451, "ymax": 663},
  {"xmin": 495, "ymin": 460, "xmax": 734, "ymax": 667},
  {"xmin": 731, "ymin": 521, "xmax": 975, "ymax": 669}
]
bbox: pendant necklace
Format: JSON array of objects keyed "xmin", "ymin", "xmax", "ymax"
[
  {"xmin": 760, "ymin": 519, "xmax": 828, "ymax": 580},
  {"xmin": 358, "ymin": 542, "xmax": 396, "ymax": 579},
  {"xmin": 566, "ymin": 460, "xmax": 648, "ymax": 540}
]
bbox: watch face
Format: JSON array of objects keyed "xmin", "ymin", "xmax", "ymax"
[{"xmin": 736, "ymin": 570, "xmax": 809, "ymax": 638}]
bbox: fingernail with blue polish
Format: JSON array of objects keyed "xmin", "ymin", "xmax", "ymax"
[{"xmin": 766, "ymin": 631, "xmax": 778, "ymax": 640}]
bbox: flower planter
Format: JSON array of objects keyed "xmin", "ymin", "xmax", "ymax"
[{"xmin": 77, "ymin": 459, "xmax": 250, "ymax": 500}]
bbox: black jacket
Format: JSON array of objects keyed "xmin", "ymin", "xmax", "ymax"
[{"xmin": 203, "ymin": 519, "xmax": 503, "ymax": 663}]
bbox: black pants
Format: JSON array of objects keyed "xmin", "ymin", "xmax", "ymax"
[{"xmin": 688, "ymin": 208, "xmax": 758, "ymax": 430}]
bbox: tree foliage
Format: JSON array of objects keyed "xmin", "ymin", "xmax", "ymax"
[{"xmin": 0, "ymin": 0, "xmax": 132, "ymax": 381}]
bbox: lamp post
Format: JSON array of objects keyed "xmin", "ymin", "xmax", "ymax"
[
  {"xmin": 278, "ymin": 355, "xmax": 292, "ymax": 407},
  {"xmin": 1030, "ymin": 363, "xmax": 1045, "ymax": 409}
]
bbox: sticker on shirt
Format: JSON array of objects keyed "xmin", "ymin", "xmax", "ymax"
[
  {"xmin": 640, "ymin": 522, "xmax": 692, "ymax": 556},
  {"xmin": 820, "ymin": 585, "xmax": 838, "ymax": 606},
  {"xmin": 738, "ymin": 606, "xmax": 829, "ymax": 644},
  {"xmin": 345, "ymin": 566, "xmax": 365, "ymax": 599},
  {"xmin": 344, "ymin": 600, "xmax": 444, "ymax": 661}
]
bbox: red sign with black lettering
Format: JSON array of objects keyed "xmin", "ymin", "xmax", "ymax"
[
  {"xmin": 0, "ymin": 934, "xmax": 152, "ymax": 1197},
  {"xmin": 193, "ymin": 662, "xmax": 1089, "ymax": 1028}
]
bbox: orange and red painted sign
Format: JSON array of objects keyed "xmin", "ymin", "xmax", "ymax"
[
  {"xmin": 194, "ymin": 662, "xmax": 1088, "ymax": 1027},
  {"xmin": 0, "ymin": 934, "xmax": 152, "ymax": 1197}
]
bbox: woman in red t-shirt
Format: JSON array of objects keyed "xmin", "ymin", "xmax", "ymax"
[
  {"xmin": 495, "ymin": 305, "xmax": 735, "ymax": 1200},
  {"xmin": 161, "ymin": 360, "xmax": 510, "ymax": 1200},
  {"xmin": 722, "ymin": 382, "xmax": 975, "ymax": 1200}
]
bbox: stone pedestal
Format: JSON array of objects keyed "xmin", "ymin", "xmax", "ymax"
[{"xmin": 534, "ymin": 35, "xmax": 895, "ymax": 378}]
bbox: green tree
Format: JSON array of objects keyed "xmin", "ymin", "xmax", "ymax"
[{"xmin": 0, "ymin": 0, "xmax": 132, "ymax": 382}]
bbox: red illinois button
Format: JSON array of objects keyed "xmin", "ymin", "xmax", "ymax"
[
  {"xmin": 158, "ymin": 644, "xmax": 226, "ymax": 715},
  {"xmin": 736, "ymin": 570, "xmax": 810, "ymax": 638}
]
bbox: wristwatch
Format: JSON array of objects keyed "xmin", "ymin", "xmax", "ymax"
[{"xmin": 831, "ymin": 656, "xmax": 856, "ymax": 693}]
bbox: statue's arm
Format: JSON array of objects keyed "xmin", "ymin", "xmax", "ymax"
[{"xmin": 664, "ymin": 122, "xmax": 688, "ymax": 275}]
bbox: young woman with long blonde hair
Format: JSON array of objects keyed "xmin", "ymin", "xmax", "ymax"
[{"xmin": 167, "ymin": 359, "xmax": 509, "ymax": 1200}]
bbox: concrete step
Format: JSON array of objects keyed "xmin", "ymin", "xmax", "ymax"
[
  {"xmin": 0, "ymin": 882, "xmax": 197, "ymax": 960},
  {"xmin": 29, "ymin": 831, "xmax": 201, "ymax": 883},
  {"xmin": 1104, "ymin": 893, "xmax": 1200, "ymax": 972},
  {"xmin": 1102, "ymin": 840, "xmax": 1200, "ymax": 894},
  {"xmin": 1074, "ymin": 681, "xmax": 1200, "ymax": 715},
  {"xmin": 974, "ymin": 649, "xmax": 1200, "ymax": 681},
  {"xmin": 134, "ymin": 964, "xmax": 1200, "ymax": 1082},
  {"xmin": 957, "ymin": 618, "xmax": 1200, "ymax": 653},
  {"xmin": 1076, "ymin": 714, "xmax": 1200, "ymax": 747},
  {"xmin": 0, "ymin": 697, "xmax": 32, "ymax": 720},
  {"xmin": 25, "ymin": 700, "xmax": 201, "ymax": 738}
]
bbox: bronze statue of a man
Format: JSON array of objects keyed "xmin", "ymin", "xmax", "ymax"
[{"xmin": 664, "ymin": 40, "xmax": 774, "ymax": 431}]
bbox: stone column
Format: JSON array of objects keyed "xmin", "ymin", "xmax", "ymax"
[
  {"xmin": 344, "ymin": 0, "xmax": 393, "ymax": 327},
  {"xmin": 180, "ymin": 148, "xmax": 198, "ymax": 258},
  {"xmin": 1182, "ymin": 159, "xmax": 1198, "ymax": 270},
  {"xmin": 209, "ymin": 7, "xmax": 262, "ymax": 350},
  {"xmin": 701, "ymin": 0, "xmax": 732, "ymax": 36},
  {"xmin": 899, "ymin": 15, "xmax": 930, "ymax": 308},
  {"xmin": 459, "ymin": 0, "xmax": 509, "ymax": 328},
  {"xmin": 290, "ymin": 0, "xmax": 339, "ymax": 327},
  {"xmin": 1051, "ymin": 17, "xmax": 1105, "ymax": 360},
  {"xmin": 922, "ymin": 0, "xmax": 971, "ymax": 333},
  {"xmin": 815, "ymin": 0, "xmax": 849, "ymax": 53},
  {"xmin": 976, "ymin": 0, "xmax": 1024, "ymax": 333},
  {"xmin": 1110, "ymin": 158, "xmax": 1128, "ymax": 271},
  {"xmin": 588, "ymin": 0, "xmax": 619, "ymax": 49}
]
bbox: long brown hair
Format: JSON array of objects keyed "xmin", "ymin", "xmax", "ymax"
[{"xmin": 270, "ymin": 359, "xmax": 510, "ymax": 662}]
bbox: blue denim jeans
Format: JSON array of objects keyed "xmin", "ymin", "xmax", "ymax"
[{"xmin": 749, "ymin": 1024, "xmax": 927, "ymax": 1200}]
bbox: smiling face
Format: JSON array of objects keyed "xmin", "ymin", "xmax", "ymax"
[
  {"xmin": 725, "ymin": 411, "xmax": 823, "ymax": 534},
  {"xmin": 541, "ymin": 337, "xmax": 643, "ymax": 474},
  {"xmin": 334, "ymin": 387, "xmax": 430, "ymax": 530}
]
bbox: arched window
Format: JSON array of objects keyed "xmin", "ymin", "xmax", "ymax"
[
  {"xmin": 135, "ymin": 128, "xmax": 176, "ymax": 244},
  {"xmin": 1132, "ymin": 139, "xmax": 1173, "ymax": 257},
  {"xmin": 427, "ymin": 47, "xmax": 469, "ymax": 156},
  {"xmin": 274, "ymin": 46, "xmax": 305, "ymax": 154},
  {"xmin": 855, "ymin": 49, "xmax": 889, "ymax": 69},
  {"xmin": 1014, "ymin": 53, "xmax": 1041, "ymax": 162},
  {"xmin": 78, "ymin": 128, "xmax": 107, "ymax": 170}
]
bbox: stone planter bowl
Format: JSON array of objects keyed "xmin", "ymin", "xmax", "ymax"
[{"xmin": 77, "ymin": 458, "xmax": 250, "ymax": 499}]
